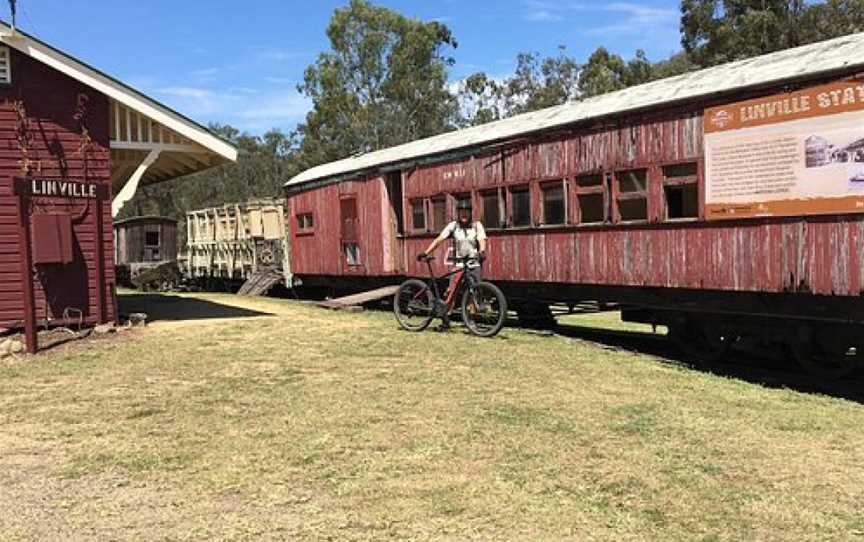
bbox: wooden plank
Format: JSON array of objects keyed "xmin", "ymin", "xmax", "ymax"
[{"xmin": 316, "ymin": 285, "xmax": 398, "ymax": 309}]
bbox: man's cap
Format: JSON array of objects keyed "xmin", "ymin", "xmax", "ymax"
[{"xmin": 456, "ymin": 199, "xmax": 472, "ymax": 211}]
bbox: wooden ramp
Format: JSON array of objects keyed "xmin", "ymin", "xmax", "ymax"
[
  {"xmin": 237, "ymin": 269, "xmax": 283, "ymax": 296},
  {"xmin": 316, "ymin": 286, "xmax": 398, "ymax": 311}
]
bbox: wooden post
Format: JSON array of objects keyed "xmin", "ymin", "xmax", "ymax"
[
  {"xmin": 94, "ymin": 197, "xmax": 106, "ymax": 323},
  {"xmin": 16, "ymin": 191, "xmax": 37, "ymax": 354}
]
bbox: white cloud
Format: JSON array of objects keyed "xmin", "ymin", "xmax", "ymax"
[
  {"xmin": 523, "ymin": 0, "xmax": 586, "ymax": 22},
  {"xmin": 191, "ymin": 67, "xmax": 219, "ymax": 78},
  {"xmin": 148, "ymin": 85, "xmax": 310, "ymax": 132},
  {"xmin": 264, "ymin": 76, "xmax": 296, "ymax": 85},
  {"xmin": 527, "ymin": 10, "xmax": 563, "ymax": 22},
  {"xmin": 586, "ymin": 3, "xmax": 678, "ymax": 41},
  {"xmin": 257, "ymin": 49, "xmax": 305, "ymax": 62}
]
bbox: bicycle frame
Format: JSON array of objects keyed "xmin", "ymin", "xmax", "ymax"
[{"xmin": 417, "ymin": 256, "xmax": 479, "ymax": 311}]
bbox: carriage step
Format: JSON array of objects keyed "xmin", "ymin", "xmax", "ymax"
[{"xmin": 316, "ymin": 286, "xmax": 399, "ymax": 311}]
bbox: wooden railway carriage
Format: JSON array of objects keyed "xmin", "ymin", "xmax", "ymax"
[{"xmin": 285, "ymin": 32, "xmax": 864, "ymax": 376}]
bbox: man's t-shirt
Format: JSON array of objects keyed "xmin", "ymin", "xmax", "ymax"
[{"xmin": 441, "ymin": 221, "xmax": 486, "ymax": 268}]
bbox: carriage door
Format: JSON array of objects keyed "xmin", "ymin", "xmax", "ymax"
[{"xmin": 340, "ymin": 196, "xmax": 362, "ymax": 273}]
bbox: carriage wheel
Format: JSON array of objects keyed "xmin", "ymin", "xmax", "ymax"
[
  {"xmin": 669, "ymin": 318, "xmax": 735, "ymax": 363},
  {"xmin": 789, "ymin": 326, "xmax": 862, "ymax": 379}
]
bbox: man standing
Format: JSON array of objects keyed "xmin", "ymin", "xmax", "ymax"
[{"xmin": 418, "ymin": 198, "xmax": 487, "ymax": 330}]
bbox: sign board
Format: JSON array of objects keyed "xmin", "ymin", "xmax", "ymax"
[
  {"xmin": 704, "ymin": 81, "xmax": 864, "ymax": 220},
  {"xmin": 13, "ymin": 177, "xmax": 108, "ymax": 199}
]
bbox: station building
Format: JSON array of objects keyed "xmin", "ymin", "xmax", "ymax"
[{"xmin": 0, "ymin": 22, "xmax": 237, "ymax": 349}]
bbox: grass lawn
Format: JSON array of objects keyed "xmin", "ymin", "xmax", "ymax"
[{"xmin": 1, "ymin": 292, "xmax": 863, "ymax": 540}]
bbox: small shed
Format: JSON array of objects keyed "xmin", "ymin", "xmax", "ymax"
[{"xmin": 113, "ymin": 216, "xmax": 178, "ymax": 277}]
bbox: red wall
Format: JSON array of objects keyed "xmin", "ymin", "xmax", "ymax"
[
  {"xmin": 287, "ymin": 176, "xmax": 395, "ymax": 277},
  {"xmin": 287, "ymin": 77, "xmax": 864, "ymax": 299},
  {"xmin": 0, "ymin": 49, "xmax": 114, "ymax": 329}
]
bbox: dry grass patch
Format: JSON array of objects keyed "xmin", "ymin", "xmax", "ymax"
[{"xmin": 0, "ymin": 292, "xmax": 863, "ymax": 540}]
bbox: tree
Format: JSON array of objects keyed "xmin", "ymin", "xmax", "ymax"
[
  {"xmin": 578, "ymin": 48, "xmax": 656, "ymax": 99},
  {"xmin": 799, "ymin": 0, "xmax": 864, "ymax": 43},
  {"xmin": 457, "ymin": 47, "xmax": 580, "ymax": 126},
  {"xmin": 680, "ymin": 0, "xmax": 864, "ymax": 68},
  {"xmin": 295, "ymin": 0, "xmax": 458, "ymax": 165}
]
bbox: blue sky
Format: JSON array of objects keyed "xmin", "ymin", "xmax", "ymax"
[{"xmin": 6, "ymin": 1, "xmax": 683, "ymax": 134}]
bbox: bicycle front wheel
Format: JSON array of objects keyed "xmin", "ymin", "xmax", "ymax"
[
  {"xmin": 393, "ymin": 279, "xmax": 435, "ymax": 332},
  {"xmin": 461, "ymin": 281, "xmax": 507, "ymax": 337}
]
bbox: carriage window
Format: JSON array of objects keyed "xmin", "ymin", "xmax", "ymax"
[
  {"xmin": 510, "ymin": 186, "xmax": 531, "ymax": 227},
  {"xmin": 575, "ymin": 173, "xmax": 603, "ymax": 187},
  {"xmin": 575, "ymin": 172, "xmax": 606, "ymax": 224},
  {"xmin": 663, "ymin": 162, "xmax": 699, "ymax": 220},
  {"xmin": 296, "ymin": 213, "xmax": 314, "ymax": 231},
  {"xmin": 431, "ymin": 197, "xmax": 447, "ymax": 230},
  {"xmin": 616, "ymin": 169, "xmax": 648, "ymax": 222},
  {"xmin": 411, "ymin": 200, "xmax": 426, "ymax": 231},
  {"xmin": 541, "ymin": 182, "xmax": 565, "ymax": 225},
  {"xmin": 578, "ymin": 193, "xmax": 605, "ymax": 224},
  {"xmin": 619, "ymin": 198, "xmax": 648, "ymax": 221},
  {"xmin": 344, "ymin": 242, "xmax": 361, "ymax": 266},
  {"xmin": 482, "ymin": 189, "xmax": 502, "ymax": 229},
  {"xmin": 618, "ymin": 169, "xmax": 648, "ymax": 193},
  {"xmin": 145, "ymin": 231, "xmax": 160, "ymax": 247}
]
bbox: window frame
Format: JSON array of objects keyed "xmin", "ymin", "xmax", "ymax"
[
  {"xmin": 409, "ymin": 199, "xmax": 428, "ymax": 233},
  {"xmin": 508, "ymin": 184, "xmax": 532, "ymax": 228},
  {"xmin": 430, "ymin": 195, "xmax": 448, "ymax": 232},
  {"xmin": 573, "ymin": 170, "xmax": 607, "ymax": 226},
  {"xmin": 295, "ymin": 212, "xmax": 315, "ymax": 235},
  {"xmin": 661, "ymin": 161, "xmax": 700, "ymax": 222},
  {"xmin": 540, "ymin": 179, "xmax": 567, "ymax": 227},
  {"xmin": 144, "ymin": 229, "xmax": 161, "ymax": 248},
  {"xmin": 481, "ymin": 188, "xmax": 504, "ymax": 230},
  {"xmin": 614, "ymin": 168, "xmax": 650, "ymax": 224}
]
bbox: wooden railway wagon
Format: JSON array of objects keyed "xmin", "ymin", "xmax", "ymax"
[
  {"xmin": 0, "ymin": 24, "xmax": 236, "ymax": 351},
  {"xmin": 113, "ymin": 216, "xmax": 178, "ymax": 281},
  {"xmin": 285, "ymin": 32, "xmax": 864, "ymax": 376},
  {"xmin": 185, "ymin": 199, "xmax": 289, "ymax": 281}
]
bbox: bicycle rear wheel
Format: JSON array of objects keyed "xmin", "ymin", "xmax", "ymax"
[
  {"xmin": 461, "ymin": 281, "xmax": 507, "ymax": 337},
  {"xmin": 393, "ymin": 279, "xmax": 435, "ymax": 332}
]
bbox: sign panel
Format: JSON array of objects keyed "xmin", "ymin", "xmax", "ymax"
[
  {"xmin": 704, "ymin": 81, "xmax": 864, "ymax": 220},
  {"xmin": 13, "ymin": 177, "xmax": 108, "ymax": 199}
]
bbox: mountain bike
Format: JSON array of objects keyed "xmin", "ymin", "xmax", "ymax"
[{"xmin": 393, "ymin": 254, "xmax": 507, "ymax": 337}]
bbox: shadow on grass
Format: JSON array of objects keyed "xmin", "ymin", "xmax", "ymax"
[
  {"xmin": 118, "ymin": 293, "xmax": 272, "ymax": 323},
  {"xmin": 555, "ymin": 323, "xmax": 864, "ymax": 405}
]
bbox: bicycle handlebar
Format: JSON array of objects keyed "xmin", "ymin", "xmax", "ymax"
[{"xmin": 417, "ymin": 254, "xmax": 484, "ymax": 264}]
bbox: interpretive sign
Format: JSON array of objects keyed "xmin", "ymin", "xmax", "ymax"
[{"xmin": 704, "ymin": 81, "xmax": 864, "ymax": 220}]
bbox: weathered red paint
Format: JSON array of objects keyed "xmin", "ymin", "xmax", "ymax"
[
  {"xmin": 286, "ymin": 72, "xmax": 864, "ymax": 305},
  {"xmin": 0, "ymin": 48, "xmax": 114, "ymax": 332},
  {"xmin": 287, "ymin": 176, "xmax": 397, "ymax": 278}
]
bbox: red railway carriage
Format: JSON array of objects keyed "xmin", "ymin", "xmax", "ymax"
[
  {"xmin": 0, "ymin": 23, "xmax": 237, "ymax": 351},
  {"xmin": 285, "ymin": 32, "xmax": 864, "ymax": 376}
]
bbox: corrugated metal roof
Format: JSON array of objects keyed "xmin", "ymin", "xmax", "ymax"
[{"xmin": 286, "ymin": 31, "xmax": 864, "ymax": 189}]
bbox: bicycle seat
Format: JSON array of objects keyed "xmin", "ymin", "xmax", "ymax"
[{"xmin": 417, "ymin": 254, "xmax": 436, "ymax": 262}]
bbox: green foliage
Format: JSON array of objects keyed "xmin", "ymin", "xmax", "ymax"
[
  {"xmin": 294, "ymin": 0, "xmax": 459, "ymax": 164},
  {"xmin": 681, "ymin": 0, "xmax": 864, "ymax": 67},
  {"xmin": 131, "ymin": 262, "xmax": 183, "ymax": 291},
  {"xmin": 457, "ymin": 47, "xmax": 580, "ymax": 126}
]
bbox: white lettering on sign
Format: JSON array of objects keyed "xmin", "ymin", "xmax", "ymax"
[
  {"xmin": 30, "ymin": 179, "xmax": 98, "ymax": 199},
  {"xmin": 442, "ymin": 168, "xmax": 466, "ymax": 180}
]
